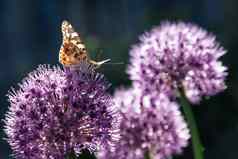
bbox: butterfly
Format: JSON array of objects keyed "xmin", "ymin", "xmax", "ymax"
[{"xmin": 59, "ymin": 20, "xmax": 110, "ymax": 68}]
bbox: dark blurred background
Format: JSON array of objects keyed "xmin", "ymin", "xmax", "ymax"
[{"xmin": 0, "ymin": 0, "xmax": 238, "ymax": 158}]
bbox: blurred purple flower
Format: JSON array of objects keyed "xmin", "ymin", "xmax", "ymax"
[
  {"xmin": 127, "ymin": 22, "xmax": 227, "ymax": 103},
  {"xmin": 98, "ymin": 87, "xmax": 190, "ymax": 159},
  {"xmin": 4, "ymin": 63, "xmax": 120, "ymax": 159}
]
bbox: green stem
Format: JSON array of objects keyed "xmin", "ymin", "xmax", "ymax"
[
  {"xmin": 66, "ymin": 151, "xmax": 77, "ymax": 159},
  {"xmin": 144, "ymin": 150, "xmax": 151, "ymax": 159},
  {"xmin": 66, "ymin": 149, "xmax": 96, "ymax": 159},
  {"xmin": 179, "ymin": 92, "xmax": 204, "ymax": 159}
]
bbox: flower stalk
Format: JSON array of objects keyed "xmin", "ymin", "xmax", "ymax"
[
  {"xmin": 66, "ymin": 150, "xmax": 96, "ymax": 159},
  {"xmin": 179, "ymin": 91, "xmax": 204, "ymax": 159},
  {"xmin": 144, "ymin": 150, "xmax": 151, "ymax": 159},
  {"xmin": 66, "ymin": 152, "xmax": 77, "ymax": 159}
]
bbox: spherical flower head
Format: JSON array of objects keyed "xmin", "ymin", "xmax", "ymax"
[
  {"xmin": 98, "ymin": 87, "xmax": 190, "ymax": 159},
  {"xmin": 127, "ymin": 22, "xmax": 228, "ymax": 103},
  {"xmin": 4, "ymin": 63, "xmax": 120, "ymax": 159}
]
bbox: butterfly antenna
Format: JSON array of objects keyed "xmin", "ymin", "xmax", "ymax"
[{"xmin": 104, "ymin": 62, "xmax": 124, "ymax": 65}]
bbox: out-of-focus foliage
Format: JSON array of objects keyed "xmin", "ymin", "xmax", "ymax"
[{"xmin": 0, "ymin": 0, "xmax": 238, "ymax": 158}]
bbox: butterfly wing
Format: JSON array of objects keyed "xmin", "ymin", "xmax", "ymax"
[
  {"xmin": 59, "ymin": 20, "xmax": 88, "ymax": 66},
  {"xmin": 59, "ymin": 20, "xmax": 110, "ymax": 67}
]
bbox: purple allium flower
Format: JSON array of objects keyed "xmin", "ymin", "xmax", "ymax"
[
  {"xmin": 98, "ymin": 87, "xmax": 190, "ymax": 159},
  {"xmin": 4, "ymin": 63, "xmax": 120, "ymax": 159},
  {"xmin": 127, "ymin": 22, "xmax": 227, "ymax": 103}
]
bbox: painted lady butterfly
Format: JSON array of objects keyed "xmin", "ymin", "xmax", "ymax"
[{"xmin": 59, "ymin": 20, "xmax": 110, "ymax": 67}]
